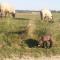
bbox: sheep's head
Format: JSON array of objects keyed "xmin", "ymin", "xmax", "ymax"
[
  {"xmin": 49, "ymin": 15, "xmax": 53, "ymax": 20},
  {"xmin": 11, "ymin": 12, "xmax": 15, "ymax": 18}
]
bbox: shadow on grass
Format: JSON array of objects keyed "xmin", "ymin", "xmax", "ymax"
[
  {"xmin": 5, "ymin": 28, "xmax": 27, "ymax": 35},
  {"xmin": 15, "ymin": 17, "xmax": 30, "ymax": 20},
  {"xmin": 7, "ymin": 31, "xmax": 26, "ymax": 35},
  {"xmin": 5, "ymin": 30, "xmax": 27, "ymax": 39},
  {"xmin": 24, "ymin": 39, "xmax": 38, "ymax": 48}
]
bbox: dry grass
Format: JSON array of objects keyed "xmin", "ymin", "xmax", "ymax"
[{"xmin": 0, "ymin": 12, "xmax": 60, "ymax": 58}]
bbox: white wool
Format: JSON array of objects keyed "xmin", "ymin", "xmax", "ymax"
[
  {"xmin": 1, "ymin": 3, "xmax": 15, "ymax": 13},
  {"xmin": 41, "ymin": 8, "xmax": 52, "ymax": 20}
]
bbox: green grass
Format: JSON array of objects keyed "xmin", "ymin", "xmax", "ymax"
[{"xmin": 0, "ymin": 12, "xmax": 60, "ymax": 58}]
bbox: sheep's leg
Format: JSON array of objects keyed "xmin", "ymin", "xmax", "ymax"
[
  {"xmin": 0, "ymin": 12, "xmax": 3, "ymax": 18},
  {"xmin": 40, "ymin": 11, "xmax": 43, "ymax": 20},
  {"xmin": 0, "ymin": 9, "xmax": 2, "ymax": 18},
  {"xmin": 5, "ymin": 11, "xmax": 9, "ymax": 18},
  {"xmin": 5, "ymin": 12, "xmax": 7, "ymax": 18}
]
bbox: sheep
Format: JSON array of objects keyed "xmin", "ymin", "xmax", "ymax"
[
  {"xmin": 38, "ymin": 34, "xmax": 53, "ymax": 48},
  {"xmin": 40, "ymin": 8, "xmax": 53, "ymax": 22},
  {"xmin": 0, "ymin": 3, "xmax": 15, "ymax": 18}
]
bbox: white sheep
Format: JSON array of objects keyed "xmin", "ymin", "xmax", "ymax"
[
  {"xmin": 40, "ymin": 8, "xmax": 53, "ymax": 21},
  {"xmin": 1, "ymin": 3, "xmax": 15, "ymax": 18}
]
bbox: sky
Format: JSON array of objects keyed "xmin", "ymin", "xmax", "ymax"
[{"xmin": 0, "ymin": 0, "xmax": 60, "ymax": 10}]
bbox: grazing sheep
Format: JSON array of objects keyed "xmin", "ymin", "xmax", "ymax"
[
  {"xmin": 0, "ymin": 3, "xmax": 15, "ymax": 18},
  {"xmin": 38, "ymin": 34, "xmax": 53, "ymax": 48},
  {"xmin": 40, "ymin": 8, "xmax": 53, "ymax": 21}
]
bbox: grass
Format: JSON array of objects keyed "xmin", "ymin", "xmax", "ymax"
[{"xmin": 0, "ymin": 12, "xmax": 60, "ymax": 58}]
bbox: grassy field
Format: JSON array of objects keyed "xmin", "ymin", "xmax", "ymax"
[{"xmin": 0, "ymin": 12, "xmax": 60, "ymax": 58}]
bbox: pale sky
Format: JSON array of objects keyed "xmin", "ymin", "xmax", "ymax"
[{"xmin": 0, "ymin": 0, "xmax": 60, "ymax": 10}]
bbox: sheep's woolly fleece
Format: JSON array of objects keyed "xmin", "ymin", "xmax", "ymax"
[
  {"xmin": 0, "ymin": 3, "xmax": 15, "ymax": 13},
  {"xmin": 41, "ymin": 8, "xmax": 52, "ymax": 20}
]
